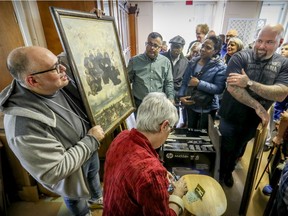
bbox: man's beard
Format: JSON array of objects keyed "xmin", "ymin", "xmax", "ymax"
[{"xmin": 254, "ymin": 50, "xmax": 267, "ymax": 61}]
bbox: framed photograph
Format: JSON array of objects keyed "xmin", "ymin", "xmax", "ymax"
[{"xmin": 50, "ymin": 7, "xmax": 135, "ymax": 134}]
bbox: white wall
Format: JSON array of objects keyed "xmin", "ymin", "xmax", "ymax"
[
  {"xmin": 222, "ymin": 1, "xmax": 262, "ymax": 34},
  {"xmin": 132, "ymin": 0, "xmax": 227, "ymax": 53},
  {"xmin": 131, "ymin": 1, "xmax": 153, "ymax": 53},
  {"xmin": 134, "ymin": 0, "xmax": 263, "ymax": 54},
  {"xmin": 260, "ymin": 1, "xmax": 288, "ymax": 42},
  {"xmin": 133, "ymin": 0, "xmax": 288, "ymax": 55},
  {"xmin": 284, "ymin": 10, "xmax": 288, "ymax": 42},
  {"xmin": 153, "ymin": 1, "xmax": 220, "ymax": 53},
  {"xmin": 13, "ymin": 0, "xmax": 288, "ymax": 54}
]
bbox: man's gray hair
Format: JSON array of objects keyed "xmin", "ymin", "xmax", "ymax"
[
  {"xmin": 6, "ymin": 47, "xmax": 29, "ymax": 83},
  {"xmin": 136, "ymin": 92, "xmax": 178, "ymax": 132}
]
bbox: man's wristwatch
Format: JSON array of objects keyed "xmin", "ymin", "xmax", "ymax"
[{"xmin": 247, "ymin": 80, "xmax": 253, "ymax": 88}]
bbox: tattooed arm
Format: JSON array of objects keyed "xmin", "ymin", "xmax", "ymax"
[
  {"xmin": 227, "ymin": 69, "xmax": 288, "ymax": 102},
  {"xmin": 227, "ymin": 84, "xmax": 270, "ymax": 126},
  {"xmin": 248, "ymin": 83, "xmax": 288, "ymax": 102}
]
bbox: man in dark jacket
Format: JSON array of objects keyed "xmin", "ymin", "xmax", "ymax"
[
  {"xmin": 218, "ymin": 24, "xmax": 288, "ymax": 187},
  {"xmin": 161, "ymin": 35, "xmax": 189, "ymax": 126},
  {"xmin": 162, "ymin": 35, "xmax": 189, "ymax": 101}
]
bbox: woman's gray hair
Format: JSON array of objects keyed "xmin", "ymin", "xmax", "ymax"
[
  {"xmin": 136, "ymin": 92, "xmax": 178, "ymax": 133},
  {"xmin": 228, "ymin": 37, "xmax": 244, "ymax": 51}
]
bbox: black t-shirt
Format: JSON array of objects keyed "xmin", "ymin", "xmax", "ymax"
[{"xmin": 219, "ymin": 49, "xmax": 288, "ymax": 125}]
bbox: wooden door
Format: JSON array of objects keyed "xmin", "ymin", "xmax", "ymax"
[{"xmin": 0, "ymin": 1, "xmax": 25, "ymax": 91}]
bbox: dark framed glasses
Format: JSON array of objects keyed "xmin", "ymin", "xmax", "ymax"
[
  {"xmin": 145, "ymin": 41, "xmax": 161, "ymax": 49},
  {"xmin": 30, "ymin": 58, "xmax": 62, "ymax": 76},
  {"xmin": 159, "ymin": 121, "xmax": 175, "ymax": 133},
  {"xmin": 168, "ymin": 123, "xmax": 175, "ymax": 133}
]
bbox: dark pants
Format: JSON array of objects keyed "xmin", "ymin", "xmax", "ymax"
[
  {"xmin": 63, "ymin": 152, "xmax": 102, "ymax": 216},
  {"xmin": 186, "ymin": 108, "xmax": 216, "ymax": 130},
  {"xmin": 269, "ymin": 142, "xmax": 288, "ymax": 189},
  {"xmin": 133, "ymin": 97, "xmax": 142, "ymax": 119},
  {"xmin": 219, "ymin": 118, "xmax": 259, "ymax": 177},
  {"xmin": 182, "ymin": 107, "xmax": 188, "ymax": 126},
  {"xmin": 270, "ymin": 188, "xmax": 288, "ymax": 216}
]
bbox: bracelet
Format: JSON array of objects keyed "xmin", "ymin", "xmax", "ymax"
[{"xmin": 169, "ymin": 194, "xmax": 184, "ymax": 215}]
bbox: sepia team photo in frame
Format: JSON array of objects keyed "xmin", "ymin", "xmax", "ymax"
[{"xmin": 50, "ymin": 7, "xmax": 135, "ymax": 134}]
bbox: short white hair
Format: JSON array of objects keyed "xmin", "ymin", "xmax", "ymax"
[{"xmin": 136, "ymin": 92, "xmax": 178, "ymax": 132}]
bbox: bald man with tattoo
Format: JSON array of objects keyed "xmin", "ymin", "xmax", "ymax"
[{"xmin": 218, "ymin": 24, "xmax": 288, "ymax": 187}]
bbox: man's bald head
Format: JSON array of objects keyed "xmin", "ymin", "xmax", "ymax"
[
  {"xmin": 225, "ymin": 29, "xmax": 238, "ymax": 43},
  {"xmin": 257, "ymin": 24, "xmax": 284, "ymax": 46},
  {"xmin": 254, "ymin": 24, "xmax": 285, "ymax": 60},
  {"xmin": 7, "ymin": 46, "xmax": 55, "ymax": 83}
]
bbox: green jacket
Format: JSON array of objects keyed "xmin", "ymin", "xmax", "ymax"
[{"xmin": 128, "ymin": 53, "xmax": 174, "ymax": 101}]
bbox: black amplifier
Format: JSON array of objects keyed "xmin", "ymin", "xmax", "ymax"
[
  {"xmin": 162, "ymin": 128, "xmax": 216, "ymax": 177},
  {"xmin": 172, "ymin": 128, "xmax": 208, "ymax": 137}
]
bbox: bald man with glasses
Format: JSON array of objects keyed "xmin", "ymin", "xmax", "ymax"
[
  {"xmin": 128, "ymin": 32, "xmax": 174, "ymax": 111},
  {"xmin": 0, "ymin": 46, "xmax": 105, "ymax": 216},
  {"xmin": 29, "ymin": 57, "xmax": 62, "ymax": 75}
]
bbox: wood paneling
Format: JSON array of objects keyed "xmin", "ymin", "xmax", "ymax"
[
  {"xmin": 128, "ymin": 14, "xmax": 136, "ymax": 56},
  {"xmin": 128, "ymin": 4, "xmax": 138, "ymax": 57},
  {"xmin": 0, "ymin": 1, "xmax": 25, "ymax": 91}
]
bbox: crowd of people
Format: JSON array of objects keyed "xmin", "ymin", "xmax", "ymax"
[
  {"xmin": 1, "ymin": 22, "xmax": 288, "ymax": 216},
  {"xmin": 125, "ymin": 23, "xmax": 288, "ymax": 215}
]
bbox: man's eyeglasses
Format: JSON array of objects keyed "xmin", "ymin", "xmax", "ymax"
[
  {"xmin": 30, "ymin": 58, "xmax": 62, "ymax": 76},
  {"xmin": 159, "ymin": 121, "xmax": 175, "ymax": 133},
  {"xmin": 145, "ymin": 42, "xmax": 161, "ymax": 49},
  {"xmin": 168, "ymin": 123, "xmax": 175, "ymax": 133}
]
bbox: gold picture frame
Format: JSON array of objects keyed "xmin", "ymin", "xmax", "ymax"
[{"xmin": 50, "ymin": 7, "xmax": 135, "ymax": 134}]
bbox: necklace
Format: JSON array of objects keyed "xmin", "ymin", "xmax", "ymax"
[{"xmin": 37, "ymin": 90, "xmax": 90, "ymax": 124}]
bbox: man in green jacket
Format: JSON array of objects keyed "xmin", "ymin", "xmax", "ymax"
[{"xmin": 128, "ymin": 32, "xmax": 174, "ymax": 110}]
